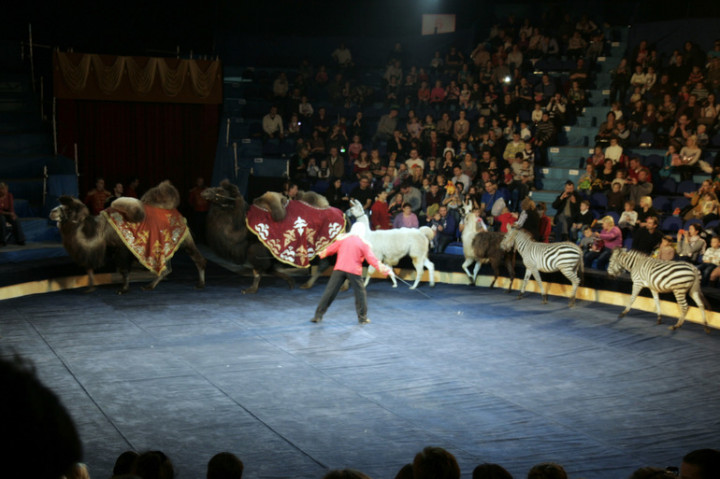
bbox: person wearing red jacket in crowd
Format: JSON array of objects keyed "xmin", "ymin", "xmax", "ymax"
[
  {"xmin": 370, "ymin": 191, "xmax": 391, "ymax": 230},
  {"xmin": 0, "ymin": 182, "xmax": 26, "ymax": 246},
  {"xmin": 84, "ymin": 177, "xmax": 112, "ymax": 215},
  {"xmin": 311, "ymin": 222, "xmax": 393, "ymax": 325}
]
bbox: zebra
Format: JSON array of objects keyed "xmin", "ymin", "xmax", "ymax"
[
  {"xmin": 607, "ymin": 248, "xmax": 711, "ymax": 333},
  {"xmin": 500, "ymin": 228, "xmax": 583, "ymax": 306}
]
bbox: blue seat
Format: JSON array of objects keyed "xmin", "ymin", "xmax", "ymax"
[
  {"xmin": 605, "ymin": 211, "xmax": 620, "ymax": 225},
  {"xmin": 683, "ymin": 218, "xmax": 702, "ymax": 230},
  {"xmin": 623, "ymin": 237, "xmax": 633, "ymax": 249},
  {"xmin": 444, "ymin": 242, "xmax": 464, "ymax": 255},
  {"xmin": 311, "ymin": 180, "xmax": 329, "ymax": 194},
  {"xmin": 661, "ymin": 216, "xmax": 682, "ymax": 234},
  {"xmin": 652, "ymin": 196, "xmax": 671, "ymax": 213},
  {"xmin": 676, "ymin": 180, "xmax": 697, "ymax": 195},
  {"xmin": 671, "ymin": 197, "xmax": 690, "ymax": 211},
  {"xmin": 658, "ymin": 177, "xmax": 677, "ymax": 195},
  {"xmin": 644, "ymin": 154, "xmax": 663, "ymax": 169},
  {"xmin": 590, "ymin": 192, "xmax": 608, "ymax": 209},
  {"xmin": 705, "ymin": 219, "xmax": 720, "ymax": 231}
]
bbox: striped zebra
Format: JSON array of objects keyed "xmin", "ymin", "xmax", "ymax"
[
  {"xmin": 500, "ymin": 228, "xmax": 583, "ymax": 306},
  {"xmin": 607, "ymin": 248, "xmax": 710, "ymax": 333}
]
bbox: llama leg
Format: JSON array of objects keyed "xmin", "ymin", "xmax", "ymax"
[
  {"xmin": 424, "ymin": 258, "xmax": 435, "ymax": 287},
  {"xmin": 461, "ymin": 258, "xmax": 474, "ymax": 280},
  {"xmin": 669, "ymin": 291, "xmax": 689, "ymax": 331},
  {"xmin": 410, "ymin": 258, "xmax": 424, "ymax": 289},
  {"xmin": 650, "ymin": 290, "xmax": 662, "ymax": 324},
  {"xmin": 619, "ymin": 284, "xmax": 642, "ymax": 318},
  {"xmin": 243, "ymin": 269, "xmax": 262, "ymax": 294},
  {"xmin": 472, "ymin": 261, "xmax": 481, "ymax": 283}
]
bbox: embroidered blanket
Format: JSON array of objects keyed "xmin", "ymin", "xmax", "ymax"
[
  {"xmin": 102, "ymin": 205, "xmax": 189, "ymax": 275},
  {"xmin": 246, "ymin": 200, "xmax": 346, "ymax": 268}
]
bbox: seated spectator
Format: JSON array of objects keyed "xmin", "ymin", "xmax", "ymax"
[
  {"xmin": 660, "ymin": 143, "xmax": 680, "ymax": 178},
  {"xmin": 429, "ymin": 205, "xmax": 457, "ymax": 252},
  {"xmin": 627, "ymin": 467, "xmax": 676, "ymax": 479},
  {"xmin": 578, "ymin": 225, "xmax": 595, "ymax": 252},
  {"xmin": 325, "ymin": 177, "xmax": 350, "ymax": 210},
  {"xmin": 680, "ymin": 448, "xmax": 720, "ymax": 479},
  {"xmin": 636, "ymin": 195, "xmax": 658, "ymax": 228},
  {"xmin": 552, "ymin": 180, "xmax": 582, "ymax": 241},
  {"xmin": 207, "ymin": 452, "xmax": 244, "ymax": 479},
  {"xmin": 604, "ymin": 137, "xmax": 624, "ymax": 165},
  {"xmin": 657, "ymin": 235, "xmax": 677, "ymax": 260},
  {"xmin": 625, "ymin": 168, "xmax": 653, "ymax": 210},
  {"xmin": 370, "ymin": 191, "xmax": 391, "ymax": 230},
  {"xmin": 527, "ymin": 462, "xmax": 567, "ymax": 479},
  {"xmin": 698, "ymin": 235, "xmax": 720, "ymax": 285},
  {"xmin": 472, "ymin": 463, "xmax": 512, "ymax": 479},
  {"xmin": 631, "ymin": 215, "xmax": 663, "ymax": 255},
  {"xmin": 412, "ymin": 446, "xmax": 460, "ymax": 479},
  {"xmin": 111, "ymin": 451, "xmax": 139, "ymax": 478},
  {"xmin": 495, "ymin": 206, "xmax": 518, "ymax": 233},
  {"xmin": 262, "ymin": 105, "xmax": 284, "ymax": 140},
  {"xmin": 350, "ymin": 176, "xmax": 374, "ymax": 211},
  {"xmin": 393, "ymin": 202, "xmax": 419, "ymax": 228},
  {"xmin": 84, "ymin": 177, "xmax": 112, "ymax": 215},
  {"xmin": 0, "ymin": 182, "xmax": 26, "ymax": 246},
  {"xmin": 537, "ymin": 202, "xmax": 552, "ymax": 242},
  {"xmin": 683, "ymin": 180, "xmax": 716, "ymax": 221},
  {"xmin": 570, "ymin": 199, "xmax": 594, "ymax": 242},
  {"xmin": 372, "ymin": 108, "xmax": 399, "ymax": 144},
  {"xmin": 584, "ymin": 215, "xmax": 622, "ymax": 270},
  {"xmin": 618, "ymin": 200, "xmax": 638, "ymax": 239},
  {"xmin": 677, "ymin": 223, "xmax": 706, "ymax": 263},
  {"xmin": 677, "ymin": 135, "xmax": 702, "ymax": 181}
]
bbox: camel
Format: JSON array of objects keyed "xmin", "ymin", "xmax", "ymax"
[
  {"xmin": 346, "ymin": 199, "xmax": 435, "ymax": 289},
  {"xmin": 49, "ymin": 181, "xmax": 206, "ymax": 294},
  {"xmin": 201, "ymin": 180, "xmax": 338, "ymax": 293}
]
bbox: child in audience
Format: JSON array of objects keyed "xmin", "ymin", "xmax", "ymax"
[
  {"xmin": 578, "ymin": 226, "xmax": 595, "ymax": 252},
  {"xmin": 656, "ymin": 235, "xmax": 676, "ymax": 260},
  {"xmin": 606, "ymin": 180, "xmax": 626, "ymax": 213},
  {"xmin": 618, "ymin": 200, "xmax": 638, "ymax": 239},
  {"xmin": 495, "ymin": 206, "xmax": 518, "ymax": 233}
]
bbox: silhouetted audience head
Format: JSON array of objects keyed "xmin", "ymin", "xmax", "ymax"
[
  {"xmin": 412, "ymin": 446, "xmax": 461, "ymax": 479},
  {"xmin": 0, "ymin": 352, "xmax": 82, "ymax": 479},
  {"xmin": 323, "ymin": 469, "xmax": 373, "ymax": 479},
  {"xmin": 681, "ymin": 449, "xmax": 720, "ymax": 479},
  {"xmin": 112, "ymin": 450, "xmax": 139, "ymax": 478},
  {"xmin": 473, "ymin": 463, "xmax": 514, "ymax": 479},
  {"xmin": 527, "ymin": 462, "xmax": 567, "ymax": 479},
  {"xmin": 134, "ymin": 450, "xmax": 174, "ymax": 479},
  {"xmin": 627, "ymin": 466, "xmax": 677, "ymax": 479},
  {"xmin": 207, "ymin": 452, "xmax": 244, "ymax": 479},
  {"xmin": 394, "ymin": 463, "xmax": 414, "ymax": 479}
]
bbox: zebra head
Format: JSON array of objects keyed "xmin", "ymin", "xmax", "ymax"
[
  {"xmin": 500, "ymin": 227, "xmax": 518, "ymax": 251},
  {"xmin": 607, "ymin": 248, "xmax": 626, "ymax": 278}
]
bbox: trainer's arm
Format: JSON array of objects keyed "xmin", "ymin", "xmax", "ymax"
[
  {"xmin": 318, "ymin": 238, "xmax": 342, "ymax": 259},
  {"xmin": 361, "ymin": 242, "xmax": 392, "ymax": 276}
]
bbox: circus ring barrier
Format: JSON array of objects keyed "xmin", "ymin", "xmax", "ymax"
[{"xmin": 1, "ymin": 263, "xmax": 717, "ymax": 331}]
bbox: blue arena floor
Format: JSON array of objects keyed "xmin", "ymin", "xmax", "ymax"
[{"xmin": 1, "ymin": 258, "xmax": 719, "ymax": 479}]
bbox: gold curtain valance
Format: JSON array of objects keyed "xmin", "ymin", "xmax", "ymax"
[{"xmin": 54, "ymin": 51, "xmax": 222, "ymax": 104}]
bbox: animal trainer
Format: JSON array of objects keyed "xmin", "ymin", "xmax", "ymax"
[{"xmin": 311, "ymin": 222, "xmax": 394, "ymax": 325}]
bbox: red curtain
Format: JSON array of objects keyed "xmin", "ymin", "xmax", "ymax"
[{"xmin": 57, "ymin": 99, "xmax": 219, "ymax": 211}]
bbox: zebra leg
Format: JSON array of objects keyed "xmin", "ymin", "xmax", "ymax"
[
  {"xmin": 650, "ymin": 290, "xmax": 663, "ymax": 324},
  {"xmin": 669, "ymin": 291, "xmax": 689, "ymax": 331},
  {"xmin": 619, "ymin": 284, "xmax": 643, "ymax": 318},
  {"xmin": 529, "ymin": 268, "xmax": 547, "ymax": 303},
  {"xmin": 518, "ymin": 269, "xmax": 533, "ymax": 300}
]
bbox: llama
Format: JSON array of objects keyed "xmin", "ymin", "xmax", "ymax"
[{"xmin": 347, "ymin": 199, "xmax": 435, "ymax": 289}]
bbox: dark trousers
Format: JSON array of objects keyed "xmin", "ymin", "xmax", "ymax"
[
  {"xmin": 0, "ymin": 215, "xmax": 25, "ymax": 245},
  {"xmin": 314, "ymin": 270, "xmax": 367, "ymax": 322}
]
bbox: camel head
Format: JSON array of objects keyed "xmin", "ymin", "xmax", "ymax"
[
  {"xmin": 49, "ymin": 196, "xmax": 89, "ymax": 225},
  {"xmin": 253, "ymin": 191, "xmax": 287, "ymax": 222},
  {"xmin": 202, "ymin": 180, "xmax": 245, "ymax": 210}
]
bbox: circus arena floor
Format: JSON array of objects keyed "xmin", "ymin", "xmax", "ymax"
[{"xmin": 1, "ymin": 253, "xmax": 719, "ymax": 479}]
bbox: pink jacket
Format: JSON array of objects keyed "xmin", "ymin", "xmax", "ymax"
[{"xmin": 321, "ymin": 235, "xmax": 385, "ymax": 276}]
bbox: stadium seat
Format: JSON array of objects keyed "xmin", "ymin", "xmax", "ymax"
[
  {"xmin": 444, "ymin": 241, "xmax": 464, "ymax": 255},
  {"xmin": 676, "ymin": 180, "xmax": 697, "ymax": 195},
  {"xmin": 652, "ymin": 196, "xmax": 671, "ymax": 213},
  {"xmin": 643, "ymin": 154, "xmax": 663, "ymax": 170},
  {"xmin": 661, "ymin": 216, "xmax": 682, "ymax": 234},
  {"xmin": 705, "ymin": 219, "xmax": 720, "ymax": 231},
  {"xmin": 683, "ymin": 218, "xmax": 702, "ymax": 230},
  {"xmin": 657, "ymin": 177, "xmax": 677, "ymax": 194},
  {"xmin": 590, "ymin": 192, "xmax": 608, "ymax": 209},
  {"xmin": 623, "ymin": 237, "xmax": 633, "ymax": 249},
  {"xmin": 671, "ymin": 197, "xmax": 690, "ymax": 211}
]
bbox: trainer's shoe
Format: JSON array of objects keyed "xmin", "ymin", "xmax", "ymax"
[
  {"xmin": 310, "ymin": 317, "xmax": 322, "ymax": 323},
  {"xmin": 358, "ymin": 318, "xmax": 371, "ymax": 324}
]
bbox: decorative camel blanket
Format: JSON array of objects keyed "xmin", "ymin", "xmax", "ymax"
[
  {"xmin": 246, "ymin": 200, "xmax": 346, "ymax": 268},
  {"xmin": 101, "ymin": 205, "xmax": 189, "ymax": 275}
]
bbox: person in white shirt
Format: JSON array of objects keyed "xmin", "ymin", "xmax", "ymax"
[
  {"xmin": 604, "ymin": 137, "xmax": 623, "ymax": 164},
  {"xmin": 262, "ymin": 106, "xmax": 284, "ymax": 140}
]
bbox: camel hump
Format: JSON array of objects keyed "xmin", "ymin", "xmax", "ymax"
[
  {"xmin": 253, "ymin": 191, "xmax": 287, "ymax": 222},
  {"xmin": 111, "ymin": 197, "xmax": 146, "ymax": 222},
  {"xmin": 296, "ymin": 190, "xmax": 329, "ymax": 209},
  {"xmin": 141, "ymin": 180, "xmax": 180, "ymax": 209}
]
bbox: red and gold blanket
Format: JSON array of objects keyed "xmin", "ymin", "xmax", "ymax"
[
  {"xmin": 246, "ymin": 200, "xmax": 346, "ymax": 268},
  {"xmin": 102, "ymin": 205, "xmax": 189, "ymax": 275}
]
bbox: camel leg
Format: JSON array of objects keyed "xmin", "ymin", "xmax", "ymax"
[
  {"xmin": 84, "ymin": 269, "xmax": 97, "ymax": 293},
  {"xmin": 274, "ymin": 268, "xmax": 295, "ymax": 289},
  {"xmin": 425, "ymin": 258, "xmax": 435, "ymax": 287},
  {"xmin": 243, "ymin": 269, "xmax": 262, "ymax": 294},
  {"xmin": 116, "ymin": 268, "xmax": 131, "ymax": 295},
  {"xmin": 183, "ymin": 237, "xmax": 207, "ymax": 289},
  {"xmin": 651, "ymin": 290, "xmax": 662, "ymax": 324},
  {"xmin": 300, "ymin": 258, "xmax": 330, "ymax": 289},
  {"xmin": 504, "ymin": 254, "xmax": 515, "ymax": 293},
  {"xmin": 143, "ymin": 268, "xmax": 170, "ymax": 291},
  {"xmin": 619, "ymin": 284, "xmax": 642, "ymax": 319}
]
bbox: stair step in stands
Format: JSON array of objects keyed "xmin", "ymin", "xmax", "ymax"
[{"xmin": 548, "ymin": 146, "xmax": 593, "ymax": 167}]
